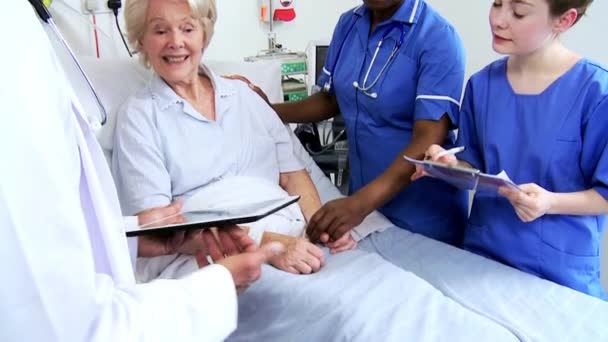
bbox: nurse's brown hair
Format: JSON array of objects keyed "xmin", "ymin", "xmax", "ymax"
[{"xmin": 546, "ymin": 0, "xmax": 593, "ymax": 24}]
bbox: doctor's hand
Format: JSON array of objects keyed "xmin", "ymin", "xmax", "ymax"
[
  {"xmin": 269, "ymin": 237, "xmax": 325, "ymax": 274},
  {"xmin": 136, "ymin": 202, "xmax": 187, "ymax": 258},
  {"xmin": 191, "ymin": 226, "xmax": 257, "ymax": 266},
  {"xmin": 499, "ymin": 183, "xmax": 555, "ymax": 222},
  {"xmin": 216, "ymin": 230, "xmax": 285, "ymax": 294},
  {"xmin": 325, "ymin": 232, "xmax": 357, "ymax": 254},
  {"xmin": 411, "ymin": 144, "xmax": 459, "ymax": 181},
  {"xmin": 306, "ymin": 196, "xmax": 366, "ymax": 244},
  {"xmin": 223, "ymin": 75, "xmax": 270, "ymax": 105}
]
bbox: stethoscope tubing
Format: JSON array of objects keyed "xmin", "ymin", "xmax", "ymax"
[
  {"xmin": 353, "ymin": 23, "xmax": 406, "ymax": 97},
  {"xmin": 324, "ymin": 16, "xmax": 407, "ymax": 99},
  {"xmin": 28, "ymin": 0, "xmax": 108, "ymax": 126}
]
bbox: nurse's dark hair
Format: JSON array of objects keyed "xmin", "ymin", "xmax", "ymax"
[{"xmin": 546, "ymin": 0, "xmax": 593, "ymax": 24}]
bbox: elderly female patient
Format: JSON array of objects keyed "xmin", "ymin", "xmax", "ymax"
[{"xmin": 112, "ymin": 0, "xmax": 357, "ymax": 277}]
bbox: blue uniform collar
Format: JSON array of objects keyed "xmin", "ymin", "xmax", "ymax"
[
  {"xmin": 149, "ymin": 64, "xmax": 236, "ymax": 121},
  {"xmin": 353, "ymin": 0, "xmax": 423, "ymax": 24}
]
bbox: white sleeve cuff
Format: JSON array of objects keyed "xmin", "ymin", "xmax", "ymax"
[
  {"xmin": 123, "ymin": 216, "xmax": 140, "ymax": 268},
  {"xmin": 246, "ymin": 224, "xmax": 265, "ymax": 246},
  {"xmin": 351, "ymin": 211, "xmax": 393, "ymax": 241},
  {"xmin": 123, "ymin": 215, "xmax": 139, "ymax": 230}
]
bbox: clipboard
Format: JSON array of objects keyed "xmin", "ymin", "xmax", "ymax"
[
  {"xmin": 403, "ymin": 155, "xmax": 520, "ymax": 193},
  {"xmin": 126, "ymin": 195, "xmax": 301, "ymax": 237}
]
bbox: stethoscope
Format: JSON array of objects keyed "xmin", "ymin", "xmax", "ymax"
[
  {"xmin": 27, "ymin": 0, "xmax": 108, "ymax": 126},
  {"xmin": 323, "ymin": 17, "xmax": 407, "ymax": 99}
]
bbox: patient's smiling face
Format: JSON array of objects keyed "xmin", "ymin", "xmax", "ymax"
[{"xmin": 140, "ymin": 0, "xmax": 204, "ymax": 85}]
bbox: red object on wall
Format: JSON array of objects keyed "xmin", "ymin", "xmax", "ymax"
[{"xmin": 273, "ymin": 8, "xmax": 296, "ymax": 21}]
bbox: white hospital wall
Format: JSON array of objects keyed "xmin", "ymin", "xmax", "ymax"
[
  {"xmin": 49, "ymin": 0, "xmax": 608, "ymax": 289},
  {"xmin": 48, "ymin": 0, "xmax": 361, "ymax": 61},
  {"xmin": 426, "ymin": 1, "xmax": 608, "ymax": 79}
]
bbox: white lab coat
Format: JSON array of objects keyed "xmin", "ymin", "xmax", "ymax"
[{"xmin": 0, "ymin": 3, "xmax": 236, "ymax": 341}]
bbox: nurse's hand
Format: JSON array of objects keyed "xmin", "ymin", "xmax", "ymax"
[
  {"xmin": 269, "ymin": 237, "xmax": 325, "ymax": 274},
  {"xmin": 306, "ymin": 197, "xmax": 366, "ymax": 244},
  {"xmin": 499, "ymin": 183, "xmax": 555, "ymax": 222},
  {"xmin": 223, "ymin": 74, "xmax": 270, "ymax": 105},
  {"xmin": 411, "ymin": 144, "xmax": 459, "ymax": 181},
  {"xmin": 325, "ymin": 232, "xmax": 357, "ymax": 254}
]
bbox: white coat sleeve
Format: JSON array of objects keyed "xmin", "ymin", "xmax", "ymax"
[{"xmin": 0, "ymin": 3, "xmax": 238, "ymax": 341}]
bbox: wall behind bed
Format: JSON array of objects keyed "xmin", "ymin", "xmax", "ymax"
[
  {"xmin": 49, "ymin": 0, "xmax": 608, "ymax": 290},
  {"xmin": 48, "ymin": 0, "xmax": 607, "ymax": 78}
]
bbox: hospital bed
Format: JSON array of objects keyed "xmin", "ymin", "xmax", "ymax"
[{"xmin": 79, "ymin": 57, "xmax": 608, "ymax": 341}]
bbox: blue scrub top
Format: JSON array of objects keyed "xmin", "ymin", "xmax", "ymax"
[
  {"xmin": 317, "ymin": 1, "xmax": 468, "ymax": 245},
  {"xmin": 457, "ymin": 58, "xmax": 608, "ymax": 299}
]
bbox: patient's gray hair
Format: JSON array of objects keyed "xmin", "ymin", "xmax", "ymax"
[{"xmin": 124, "ymin": 0, "xmax": 217, "ymax": 68}]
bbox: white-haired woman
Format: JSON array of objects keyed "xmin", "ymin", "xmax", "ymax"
[{"xmin": 113, "ymin": 0, "xmax": 358, "ymax": 277}]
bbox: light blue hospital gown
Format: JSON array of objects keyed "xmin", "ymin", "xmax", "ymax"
[
  {"xmin": 317, "ymin": 1, "xmax": 468, "ymax": 245},
  {"xmin": 112, "ymin": 66, "xmax": 302, "ymax": 216},
  {"xmin": 457, "ymin": 58, "xmax": 608, "ymax": 299}
]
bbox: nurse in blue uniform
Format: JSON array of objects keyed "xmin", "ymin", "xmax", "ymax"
[
  {"xmin": 270, "ymin": 0, "xmax": 469, "ymax": 246},
  {"xmin": 419, "ymin": 0, "xmax": 608, "ymax": 299}
]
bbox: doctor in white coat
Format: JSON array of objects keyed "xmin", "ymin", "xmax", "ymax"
[{"xmin": 0, "ymin": 3, "xmax": 282, "ymax": 341}]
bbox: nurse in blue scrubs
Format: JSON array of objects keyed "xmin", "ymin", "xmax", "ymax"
[
  {"xmin": 418, "ymin": 0, "xmax": 608, "ymax": 299},
  {"xmin": 270, "ymin": 0, "xmax": 469, "ymax": 246}
]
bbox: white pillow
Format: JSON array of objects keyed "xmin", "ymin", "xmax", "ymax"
[
  {"xmin": 79, "ymin": 57, "xmax": 150, "ymax": 159},
  {"xmin": 78, "ymin": 57, "xmax": 283, "ymax": 159}
]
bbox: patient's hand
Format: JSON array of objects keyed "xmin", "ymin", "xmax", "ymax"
[
  {"xmin": 269, "ymin": 237, "xmax": 325, "ymax": 274},
  {"xmin": 325, "ymin": 232, "xmax": 357, "ymax": 254},
  {"xmin": 137, "ymin": 202, "xmax": 188, "ymax": 257}
]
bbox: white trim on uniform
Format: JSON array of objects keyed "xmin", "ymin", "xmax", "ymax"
[
  {"xmin": 409, "ymin": 0, "xmax": 420, "ymax": 23},
  {"xmin": 415, "ymin": 94, "xmax": 460, "ymax": 106},
  {"xmin": 322, "ymin": 67, "xmax": 331, "ymax": 76}
]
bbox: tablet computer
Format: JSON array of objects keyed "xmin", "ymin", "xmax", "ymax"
[{"xmin": 126, "ymin": 195, "xmax": 301, "ymax": 237}]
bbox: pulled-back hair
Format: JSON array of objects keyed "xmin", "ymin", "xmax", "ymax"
[{"xmin": 546, "ymin": 0, "xmax": 593, "ymax": 24}]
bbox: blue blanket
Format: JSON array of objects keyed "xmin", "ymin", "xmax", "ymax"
[{"xmin": 228, "ymin": 248, "xmax": 517, "ymax": 342}]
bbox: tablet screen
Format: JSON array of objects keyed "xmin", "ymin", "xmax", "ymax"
[{"xmin": 126, "ymin": 196, "xmax": 300, "ymax": 237}]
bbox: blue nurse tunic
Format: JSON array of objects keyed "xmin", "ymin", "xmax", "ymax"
[
  {"xmin": 457, "ymin": 58, "xmax": 608, "ymax": 299},
  {"xmin": 317, "ymin": 1, "xmax": 468, "ymax": 245}
]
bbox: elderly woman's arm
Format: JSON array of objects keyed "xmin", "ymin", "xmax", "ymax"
[
  {"xmin": 279, "ymin": 169, "xmax": 357, "ymax": 255},
  {"xmin": 261, "ymin": 232, "xmax": 325, "ymax": 274},
  {"xmin": 279, "ymin": 169, "xmax": 322, "ymax": 222}
]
